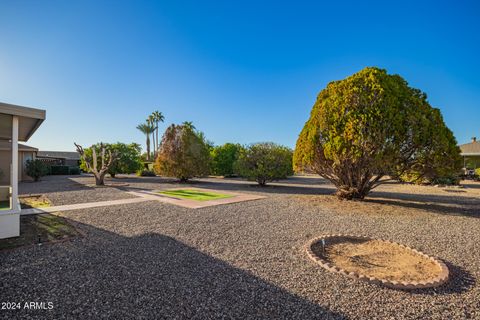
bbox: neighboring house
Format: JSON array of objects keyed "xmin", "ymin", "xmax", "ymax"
[
  {"xmin": 0, "ymin": 102, "xmax": 45, "ymax": 239},
  {"xmin": 37, "ymin": 150, "xmax": 80, "ymax": 167},
  {"xmin": 0, "ymin": 141, "xmax": 38, "ymax": 184},
  {"xmin": 459, "ymin": 137, "xmax": 480, "ymax": 171}
]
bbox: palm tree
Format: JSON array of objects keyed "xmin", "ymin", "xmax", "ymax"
[
  {"xmin": 152, "ymin": 110, "xmax": 164, "ymax": 151},
  {"xmin": 147, "ymin": 115, "xmax": 157, "ymax": 156},
  {"xmin": 182, "ymin": 121, "xmax": 195, "ymax": 130},
  {"xmin": 136, "ymin": 122, "xmax": 155, "ymax": 161}
]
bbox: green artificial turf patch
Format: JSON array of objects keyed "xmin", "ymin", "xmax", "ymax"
[
  {"xmin": 157, "ymin": 189, "xmax": 234, "ymax": 201},
  {"xmin": 0, "ymin": 214, "xmax": 79, "ymax": 250},
  {"xmin": 0, "ymin": 200, "xmax": 10, "ymax": 210}
]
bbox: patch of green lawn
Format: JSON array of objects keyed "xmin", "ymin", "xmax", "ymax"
[
  {"xmin": 0, "ymin": 200, "xmax": 10, "ymax": 210},
  {"xmin": 157, "ymin": 189, "xmax": 234, "ymax": 201},
  {"xmin": 0, "ymin": 214, "xmax": 79, "ymax": 250}
]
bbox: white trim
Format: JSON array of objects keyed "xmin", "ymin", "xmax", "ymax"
[{"xmin": 11, "ymin": 116, "xmax": 19, "ymax": 211}]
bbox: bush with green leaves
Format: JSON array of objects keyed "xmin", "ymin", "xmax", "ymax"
[
  {"xmin": 294, "ymin": 67, "xmax": 461, "ymax": 199},
  {"xmin": 79, "ymin": 142, "xmax": 142, "ymax": 177},
  {"xmin": 210, "ymin": 143, "xmax": 243, "ymax": 176},
  {"xmin": 26, "ymin": 159, "xmax": 48, "ymax": 182},
  {"xmin": 234, "ymin": 142, "xmax": 293, "ymax": 186},
  {"xmin": 154, "ymin": 123, "xmax": 210, "ymax": 182},
  {"xmin": 50, "ymin": 165, "xmax": 70, "ymax": 175}
]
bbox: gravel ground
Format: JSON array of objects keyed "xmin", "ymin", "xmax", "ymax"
[
  {"xmin": 19, "ymin": 175, "xmax": 138, "ymax": 205},
  {"xmin": 2, "ymin": 175, "xmax": 479, "ymax": 319}
]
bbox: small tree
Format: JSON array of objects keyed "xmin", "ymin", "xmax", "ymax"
[
  {"xmin": 154, "ymin": 123, "xmax": 210, "ymax": 182},
  {"xmin": 294, "ymin": 67, "xmax": 460, "ymax": 199},
  {"xmin": 75, "ymin": 143, "xmax": 117, "ymax": 185},
  {"xmin": 25, "ymin": 159, "xmax": 48, "ymax": 182},
  {"xmin": 235, "ymin": 142, "xmax": 293, "ymax": 186},
  {"xmin": 210, "ymin": 143, "xmax": 243, "ymax": 176}
]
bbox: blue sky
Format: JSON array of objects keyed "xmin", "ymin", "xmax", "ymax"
[{"xmin": 0, "ymin": 0, "xmax": 479, "ymax": 151}]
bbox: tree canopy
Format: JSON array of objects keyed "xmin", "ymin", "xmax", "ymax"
[
  {"xmin": 294, "ymin": 67, "xmax": 461, "ymax": 199},
  {"xmin": 210, "ymin": 143, "xmax": 243, "ymax": 176},
  {"xmin": 79, "ymin": 142, "xmax": 142, "ymax": 178},
  {"xmin": 154, "ymin": 123, "xmax": 210, "ymax": 181},
  {"xmin": 235, "ymin": 142, "xmax": 293, "ymax": 186}
]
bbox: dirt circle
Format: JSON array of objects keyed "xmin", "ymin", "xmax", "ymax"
[{"xmin": 306, "ymin": 235, "xmax": 449, "ymax": 289}]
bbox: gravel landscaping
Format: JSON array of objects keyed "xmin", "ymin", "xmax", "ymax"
[
  {"xmin": 19, "ymin": 175, "xmax": 138, "ymax": 206},
  {"xmin": 1, "ymin": 175, "xmax": 479, "ymax": 319}
]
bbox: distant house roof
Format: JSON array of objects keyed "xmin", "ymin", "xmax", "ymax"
[
  {"xmin": 459, "ymin": 138, "xmax": 480, "ymax": 156},
  {"xmin": 0, "ymin": 141, "xmax": 38, "ymax": 152},
  {"xmin": 37, "ymin": 151, "xmax": 80, "ymax": 160}
]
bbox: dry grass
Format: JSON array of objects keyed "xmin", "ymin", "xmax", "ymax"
[{"xmin": 315, "ymin": 238, "xmax": 442, "ymax": 282}]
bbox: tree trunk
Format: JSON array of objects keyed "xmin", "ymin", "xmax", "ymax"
[
  {"xmin": 156, "ymin": 124, "xmax": 159, "ymax": 157},
  {"xmin": 335, "ymin": 186, "xmax": 369, "ymax": 200},
  {"xmin": 257, "ymin": 178, "xmax": 267, "ymax": 186},
  {"xmin": 94, "ymin": 173, "xmax": 106, "ymax": 186},
  {"xmin": 146, "ymin": 135, "xmax": 151, "ymax": 161}
]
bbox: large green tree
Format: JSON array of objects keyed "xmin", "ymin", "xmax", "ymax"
[
  {"xmin": 154, "ymin": 123, "xmax": 210, "ymax": 182},
  {"xmin": 79, "ymin": 142, "xmax": 142, "ymax": 178},
  {"xmin": 235, "ymin": 142, "xmax": 293, "ymax": 186},
  {"xmin": 210, "ymin": 143, "xmax": 243, "ymax": 176},
  {"xmin": 294, "ymin": 67, "xmax": 461, "ymax": 199}
]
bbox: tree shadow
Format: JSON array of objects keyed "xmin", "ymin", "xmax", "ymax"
[
  {"xmin": 410, "ymin": 262, "xmax": 475, "ymax": 295},
  {"xmin": 0, "ymin": 220, "xmax": 344, "ymax": 319},
  {"xmin": 365, "ymin": 191, "xmax": 480, "ymax": 218}
]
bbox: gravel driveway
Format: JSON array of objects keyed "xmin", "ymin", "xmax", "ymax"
[{"xmin": 2, "ymin": 176, "xmax": 479, "ymax": 319}]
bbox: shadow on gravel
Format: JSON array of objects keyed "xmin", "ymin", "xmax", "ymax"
[
  {"xmin": 411, "ymin": 262, "xmax": 476, "ymax": 295},
  {"xmin": 0, "ymin": 221, "xmax": 344, "ymax": 319},
  {"xmin": 364, "ymin": 194, "xmax": 480, "ymax": 218}
]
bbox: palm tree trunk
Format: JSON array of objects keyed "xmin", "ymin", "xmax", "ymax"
[
  {"xmin": 156, "ymin": 121, "xmax": 159, "ymax": 152},
  {"xmin": 146, "ymin": 135, "xmax": 151, "ymax": 161}
]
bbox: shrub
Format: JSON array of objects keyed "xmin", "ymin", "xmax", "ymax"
[
  {"xmin": 68, "ymin": 166, "xmax": 81, "ymax": 175},
  {"xmin": 210, "ymin": 143, "xmax": 243, "ymax": 176},
  {"xmin": 154, "ymin": 123, "xmax": 210, "ymax": 182},
  {"xmin": 26, "ymin": 159, "xmax": 48, "ymax": 181},
  {"xmin": 50, "ymin": 165, "xmax": 70, "ymax": 175},
  {"xmin": 136, "ymin": 169, "xmax": 156, "ymax": 177},
  {"xmin": 234, "ymin": 142, "xmax": 293, "ymax": 186},
  {"xmin": 294, "ymin": 67, "xmax": 461, "ymax": 199}
]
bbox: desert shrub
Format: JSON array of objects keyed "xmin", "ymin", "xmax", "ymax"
[
  {"xmin": 154, "ymin": 123, "xmax": 210, "ymax": 182},
  {"xmin": 210, "ymin": 143, "xmax": 243, "ymax": 176},
  {"xmin": 234, "ymin": 142, "xmax": 293, "ymax": 186},
  {"xmin": 26, "ymin": 159, "xmax": 48, "ymax": 181},
  {"xmin": 50, "ymin": 165, "xmax": 70, "ymax": 175},
  {"xmin": 80, "ymin": 142, "xmax": 142, "ymax": 178},
  {"xmin": 68, "ymin": 166, "xmax": 81, "ymax": 175},
  {"xmin": 294, "ymin": 67, "xmax": 461, "ymax": 199},
  {"xmin": 136, "ymin": 169, "xmax": 156, "ymax": 177}
]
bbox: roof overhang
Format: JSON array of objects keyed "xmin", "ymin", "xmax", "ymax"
[{"xmin": 0, "ymin": 102, "xmax": 46, "ymax": 142}]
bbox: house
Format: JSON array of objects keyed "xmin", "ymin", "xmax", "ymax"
[
  {"xmin": 0, "ymin": 141, "xmax": 38, "ymax": 184},
  {"xmin": 0, "ymin": 102, "xmax": 45, "ymax": 239},
  {"xmin": 459, "ymin": 137, "xmax": 480, "ymax": 172},
  {"xmin": 37, "ymin": 150, "xmax": 80, "ymax": 167}
]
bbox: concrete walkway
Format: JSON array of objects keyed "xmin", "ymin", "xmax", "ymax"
[
  {"xmin": 20, "ymin": 188, "xmax": 265, "ymax": 215},
  {"xmin": 20, "ymin": 195, "xmax": 152, "ymax": 215}
]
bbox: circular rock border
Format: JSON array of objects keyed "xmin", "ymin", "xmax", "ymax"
[{"xmin": 305, "ymin": 234, "xmax": 449, "ymax": 290}]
